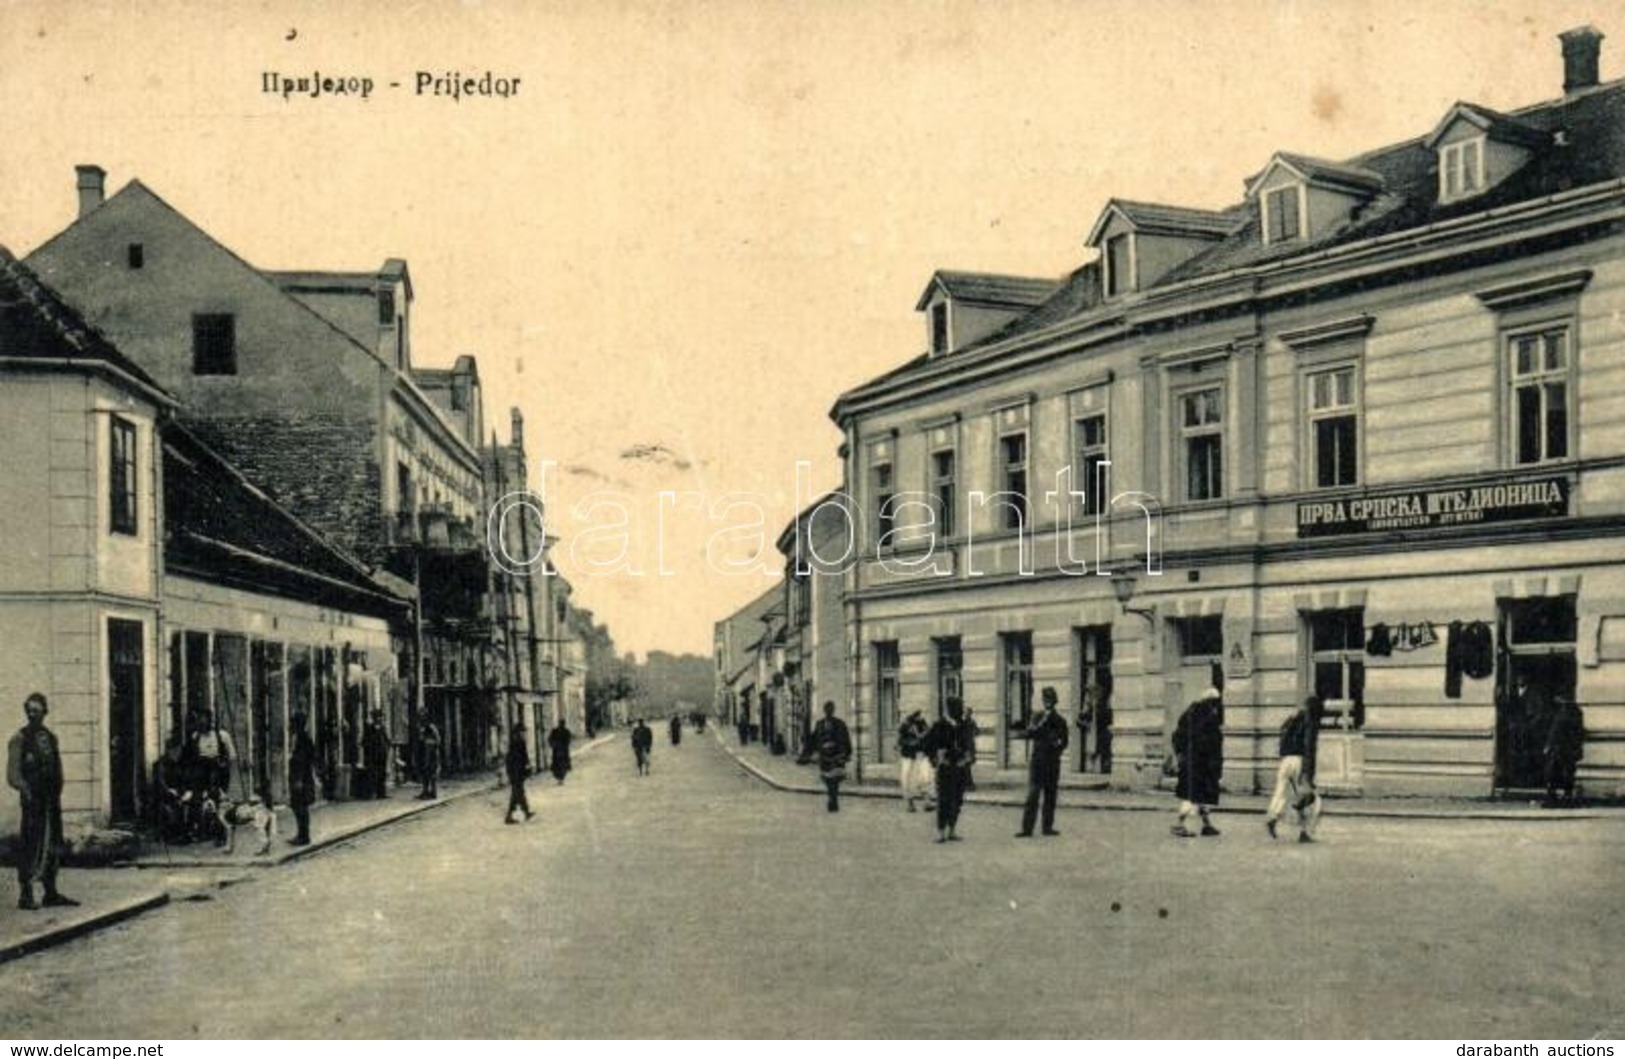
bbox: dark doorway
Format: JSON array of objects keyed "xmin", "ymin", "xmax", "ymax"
[
  {"xmin": 107, "ymin": 618, "xmax": 145, "ymax": 824},
  {"xmin": 1074, "ymin": 625, "xmax": 1113, "ymax": 774},
  {"xmin": 1496, "ymin": 598, "xmax": 1577, "ymax": 792}
]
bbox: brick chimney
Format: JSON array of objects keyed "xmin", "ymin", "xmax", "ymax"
[
  {"xmin": 75, "ymin": 164, "xmax": 106, "ymax": 218},
  {"xmin": 511, "ymin": 408, "xmax": 524, "ymax": 450},
  {"xmin": 1560, "ymin": 25, "xmax": 1604, "ymax": 95}
]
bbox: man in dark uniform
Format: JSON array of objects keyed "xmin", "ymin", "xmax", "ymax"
[
  {"xmin": 416, "ymin": 714, "xmax": 442, "ymax": 800},
  {"xmin": 1016, "ymin": 686, "xmax": 1070, "ymax": 837},
  {"xmin": 287, "ymin": 711, "xmax": 317, "ymax": 846},
  {"xmin": 504, "ymin": 722, "xmax": 534, "ymax": 824},
  {"xmin": 1544, "ymin": 696, "xmax": 1584, "ymax": 807},
  {"xmin": 362, "ymin": 709, "xmax": 392, "ymax": 799},
  {"xmin": 7, "ymin": 693, "xmax": 77, "ymax": 909},
  {"xmin": 631, "ymin": 718, "xmax": 653, "ymax": 775}
]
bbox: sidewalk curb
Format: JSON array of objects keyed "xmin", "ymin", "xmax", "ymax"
[
  {"xmin": 0, "ymin": 892, "xmax": 170, "ymax": 966},
  {"xmin": 132, "ymin": 732, "xmax": 625, "ymax": 869},
  {"xmin": 0, "ymin": 731, "xmax": 622, "ymax": 965},
  {"xmin": 711, "ymin": 731, "xmax": 1621, "ymax": 822}
]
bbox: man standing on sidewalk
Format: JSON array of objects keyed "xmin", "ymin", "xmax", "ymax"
[
  {"xmin": 417, "ymin": 714, "xmax": 442, "ymax": 800},
  {"xmin": 1015, "ymin": 687, "xmax": 1069, "ymax": 838},
  {"xmin": 288, "ymin": 711, "xmax": 317, "ymax": 847},
  {"xmin": 1264, "ymin": 696, "xmax": 1322, "ymax": 843},
  {"xmin": 8, "ymin": 693, "xmax": 77, "ymax": 910}
]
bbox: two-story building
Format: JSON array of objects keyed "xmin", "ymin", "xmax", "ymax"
[
  {"xmin": 775, "ymin": 493, "xmax": 853, "ymax": 756},
  {"xmin": 0, "ymin": 248, "xmax": 407, "ymax": 837},
  {"xmin": 27, "ymin": 174, "xmax": 497, "ymax": 779},
  {"xmin": 831, "ymin": 26, "xmax": 1625, "ymax": 800}
]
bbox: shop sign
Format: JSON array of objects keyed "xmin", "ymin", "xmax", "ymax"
[{"xmin": 1296, "ymin": 477, "xmax": 1567, "ymax": 538}]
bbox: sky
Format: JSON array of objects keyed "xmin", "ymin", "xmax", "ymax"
[{"xmin": 0, "ymin": 0, "xmax": 1611, "ymax": 658}]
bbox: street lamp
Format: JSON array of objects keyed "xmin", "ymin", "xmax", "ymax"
[{"xmin": 1110, "ymin": 569, "xmax": 1157, "ymax": 625}]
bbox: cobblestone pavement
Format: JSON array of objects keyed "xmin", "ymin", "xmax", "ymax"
[{"xmin": 3, "ymin": 733, "xmax": 1621, "ymax": 1039}]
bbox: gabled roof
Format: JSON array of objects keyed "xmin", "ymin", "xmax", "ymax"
[
  {"xmin": 1423, "ymin": 101, "xmax": 1551, "ymax": 151},
  {"xmin": 268, "ymin": 258, "xmax": 414, "ymax": 300},
  {"xmin": 1085, "ymin": 198, "xmax": 1239, "ymax": 247},
  {"xmin": 1245, "ymin": 151, "xmax": 1386, "ymax": 198},
  {"xmin": 0, "ymin": 246, "xmax": 171, "ymax": 403},
  {"xmin": 914, "ymin": 270, "xmax": 1060, "ymax": 311}
]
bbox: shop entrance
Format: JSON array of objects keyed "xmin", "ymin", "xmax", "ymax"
[
  {"xmin": 107, "ymin": 618, "xmax": 145, "ymax": 825},
  {"xmin": 1495, "ymin": 597, "xmax": 1577, "ymax": 792},
  {"xmin": 1073, "ymin": 625, "xmax": 1113, "ymax": 774}
]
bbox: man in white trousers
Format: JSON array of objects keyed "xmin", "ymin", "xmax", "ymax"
[{"xmin": 1265, "ymin": 696, "xmax": 1323, "ymax": 843}]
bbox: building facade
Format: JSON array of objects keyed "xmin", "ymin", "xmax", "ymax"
[
  {"xmin": 830, "ymin": 28, "xmax": 1625, "ymax": 799},
  {"xmin": 27, "ymin": 173, "xmax": 498, "ymax": 775},
  {"xmin": 0, "ymin": 249, "xmax": 408, "ymax": 836}
]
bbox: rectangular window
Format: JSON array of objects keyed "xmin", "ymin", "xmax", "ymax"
[
  {"xmin": 873, "ymin": 461, "xmax": 896, "ymax": 548},
  {"xmin": 1308, "ymin": 609, "xmax": 1365, "ymax": 729},
  {"xmin": 1265, "ymin": 185, "xmax": 1302, "ymax": 243},
  {"xmin": 191, "ymin": 313, "xmax": 237, "ymax": 375},
  {"xmin": 1177, "ymin": 616, "xmax": 1224, "ymax": 661},
  {"xmin": 1509, "ymin": 326, "xmax": 1571, "ymax": 465},
  {"xmin": 930, "ymin": 302, "xmax": 949, "ymax": 355},
  {"xmin": 1178, "ymin": 387, "xmax": 1224, "ymax": 502},
  {"xmin": 934, "ymin": 636, "xmax": 962, "ymax": 718},
  {"xmin": 109, "ymin": 416, "xmax": 137, "ymax": 536},
  {"xmin": 127, "ymin": 244, "xmax": 144, "ymax": 269},
  {"xmin": 1440, "ymin": 139, "xmax": 1484, "ymax": 202},
  {"xmin": 1105, "ymin": 234, "xmax": 1133, "ymax": 297},
  {"xmin": 1001, "ymin": 632, "xmax": 1034, "ymax": 733},
  {"xmin": 932, "ymin": 448, "xmax": 956, "ymax": 538},
  {"xmin": 875, "ymin": 641, "xmax": 900, "ymax": 760},
  {"xmin": 378, "ymin": 288, "xmax": 397, "ymax": 326},
  {"xmin": 1000, "ymin": 433, "xmax": 1028, "ymax": 530},
  {"xmin": 1074, "ymin": 414, "xmax": 1108, "ymax": 515},
  {"xmin": 1307, "ymin": 365, "xmax": 1359, "ymax": 488}
]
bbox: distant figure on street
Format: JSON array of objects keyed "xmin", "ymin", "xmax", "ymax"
[
  {"xmin": 548, "ymin": 719, "xmax": 574, "ymax": 785},
  {"xmin": 669, "ymin": 714, "xmax": 682, "ymax": 747},
  {"xmin": 416, "ymin": 715, "xmax": 442, "ymax": 800},
  {"xmin": 1544, "ymin": 696, "xmax": 1585, "ymax": 807},
  {"xmin": 1265, "ymin": 697, "xmax": 1322, "ymax": 843},
  {"xmin": 631, "ymin": 718, "xmax": 653, "ymax": 775},
  {"xmin": 897, "ymin": 709, "xmax": 934, "ymax": 812},
  {"xmin": 1171, "ymin": 687, "xmax": 1225, "ymax": 838},
  {"xmin": 288, "ymin": 712, "xmax": 317, "ymax": 846},
  {"xmin": 809, "ymin": 701, "xmax": 852, "ymax": 812},
  {"xmin": 8, "ymin": 693, "xmax": 77, "ymax": 909},
  {"xmin": 924, "ymin": 696, "xmax": 976, "ymax": 843},
  {"xmin": 1015, "ymin": 686, "xmax": 1069, "ymax": 838},
  {"xmin": 362, "ymin": 709, "xmax": 392, "ymax": 799},
  {"xmin": 505, "ymin": 722, "xmax": 534, "ymax": 825}
]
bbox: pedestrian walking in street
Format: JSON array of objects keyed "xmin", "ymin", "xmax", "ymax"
[
  {"xmin": 7, "ymin": 693, "xmax": 77, "ymax": 910},
  {"xmin": 1016, "ymin": 686, "xmax": 1069, "ymax": 838},
  {"xmin": 1543, "ymin": 696, "xmax": 1585, "ymax": 807},
  {"xmin": 416, "ymin": 715, "xmax": 442, "ymax": 800},
  {"xmin": 897, "ymin": 709, "xmax": 934, "ymax": 812},
  {"xmin": 505, "ymin": 722, "xmax": 534, "ymax": 824},
  {"xmin": 362, "ymin": 708, "xmax": 392, "ymax": 799},
  {"xmin": 287, "ymin": 711, "xmax": 317, "ymax": 847},
  {"xmin": 631, "ymin": 718, "xmax": 653, "ymax": 775},
  {"xmin": 1170, "ymin": 687, "xmax": 1225, "ymax": 838},
  {"xmin": 669, "ymin": 714, "xmax": 682, "ymax": 747},
  {"xmin": 925, "ymin": 696, "xmax": 976, "ymax": 842},
  {"xmin": 1265, "ymin": 696, "xmax": 1323, "ymax": 843},
  {"xmin": 548, "ymin": 719, "xmax": 574, "ymax": 785},
  {"xmin": 809, "ymin": 701, "xmax": 852, "ymax": 812}
]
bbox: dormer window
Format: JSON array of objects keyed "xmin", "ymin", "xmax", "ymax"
[
  {"xmin": 1263, "ymin": 185, "xmax": 1303, "ymax": 244},
  {"xmin": 1104, "ymin": 233, "xmax": 1134, "ymax": 297},
  {"xmin": 929, "ymin": 301, "xmax": 949, "ymax": 355},
  {"xmin": 1439, "ymin": 138, "xmax": 1485, "ymax": 202}
]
